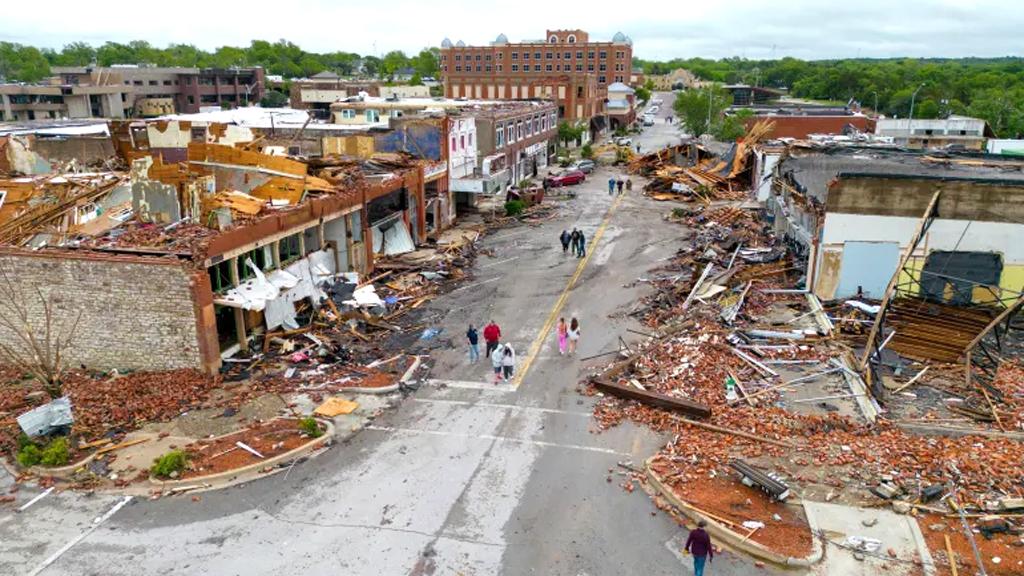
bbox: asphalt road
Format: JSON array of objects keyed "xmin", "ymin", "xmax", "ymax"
[{"xmin": 0, "ymin": 93, "xmax": 785, "ymax": 576}]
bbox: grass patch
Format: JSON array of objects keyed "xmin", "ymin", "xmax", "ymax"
[
  {"xmin": 298, "ymin": 417, "xmax": 323, "ymax": 438},
  {"xmin": 504, "ymin": 200, "xmax": 526, "ymax": 217},
  {"xmin": 151, "ymin": 450, "xmax": 188, "ymax": 478}
]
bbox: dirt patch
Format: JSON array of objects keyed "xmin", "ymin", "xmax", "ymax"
[
  {"xmin": 180, "ymin": 418, "xmax": 319, "ymax": 479},
  {"xmin": 650, "ymin": 468, "xmax": 814, "ymax": 559},
  {"xmin": 919, "ymin": 512, "xmax": 1024, "ymax": 576}
]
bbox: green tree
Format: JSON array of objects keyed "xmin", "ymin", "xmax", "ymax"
[
  {"xmin": 53, "ymin": 42, "xmax": 96, "ymax": 66},
  {"xmin": 557, "ymin": 121, "xmax": 585, "ymax": 146},
  {"xmin": 409, "ymin": 73, "xmax": 423, "ymax": 86},
  {"xmin": 0, "ymin": 43, "xmax": 50, "ymax": 82},
  {"xmin": 634, "ymin": 85, "xmax": 651, "ymax": 105},
  {"xmin": 260, "ymin": 90, "xmax": 288, "ymax": 108},
  {"xmin": 362, "ymin": 56, "xmax": 381, "ymax": 77},
  {"xmin": 412, "ymin": 48, "xmax": 439, "ymax": 78},
  {"xmin": 381, "ymin": 50, "xmax": 409, "ymax": 79},
  {"xmin": 673, "ymin": 85, "xmax": 730, "ymax": 137},
  {"xmin": 713, "ymin": 108, "xmax": 754, "ymax": 141}
]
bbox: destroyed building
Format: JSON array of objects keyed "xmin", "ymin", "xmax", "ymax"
[
  {"xmin": 0, "ymin": 124, "xmax": 435, "ymax": 375},
  {"xmin": 768, "ymin": 146, "xmax": 1024, "ymax": 303}
]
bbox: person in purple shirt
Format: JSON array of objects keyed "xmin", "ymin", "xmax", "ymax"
[{"xmin": 685, "ymin": 519, "xmax": 714, "ymax": 576}]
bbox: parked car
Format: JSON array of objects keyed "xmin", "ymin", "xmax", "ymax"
[
  {"xmin": 642, "ymin": 115, "xmax": 655, "ymax": 126},
  {"xmin": 544, "ymin": 170, "xmax": 586, "ymax": 187},
  {"xmin": 568, "ymin": 159, "xmax": 596, "ymax": 173},
  {"xmin": 614, "ymin": 136, "xmax": 633, "ymax": 147}
]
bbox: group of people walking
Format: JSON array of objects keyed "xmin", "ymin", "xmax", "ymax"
[
  {"xmin": 466, "ymin": 321, "xmax": 517, "ymax": 383},
  {"xmin": 607, "ymin": 176, "xmax": 633, "ymax": 196},
  {"xmin": 559, "ymin": 228, "xmax": 586, "ymax": 258}
]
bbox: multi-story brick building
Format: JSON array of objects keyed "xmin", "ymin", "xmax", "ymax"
[{"xmin": 439, "ymin": 29, "xmax": 633, "ymax": 130}]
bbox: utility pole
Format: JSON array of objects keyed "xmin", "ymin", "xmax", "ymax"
[{"xmin": 908, "ymin": 82, "xmax": 925, "ymax": 136}]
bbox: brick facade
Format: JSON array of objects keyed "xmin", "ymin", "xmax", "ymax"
[
  {"xmin": 0, "ymin": 251, "xmax": 204, "ymax": 372},
  {"xmin": 440, "ymin": 29, "xmax": 632, "ymax": 125}
]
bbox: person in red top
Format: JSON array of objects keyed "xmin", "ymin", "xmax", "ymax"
[
  {"xmin": 483, "ymin": 321, "xmax": 502, "ymax": 358},
  {"xmin": 685, "ymin": 520, "xmax": 714, "ymax": 576}
]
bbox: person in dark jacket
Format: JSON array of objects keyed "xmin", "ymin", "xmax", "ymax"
[
  {"xmin": 570, "ymin": 228, "xmax": 581, "ymax": 256},
  {"xmin": 576, "ymin": 229, "xmax": 587, "ymax": 258},
  {"xmin": 560, "ymin": 229, "xmax": 571, "ymax": 254},
  {"xmin": 685, "ymin": 520, "xmax": 714, "ymax": 576},
  {"xmin": 466, "ymin": 324, "xmax": 479, "ymax": 363},
  {"xmin": 616, "ymin": 178, "xmax": 624, "ymax": 194}
]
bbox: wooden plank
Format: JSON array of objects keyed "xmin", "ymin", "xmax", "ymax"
[
  {"xmin": 592, "ymin": 377, "xmax": 712, "ymax": 419},
  {"xmin": 944, "ymin": 534, "xmax": 958, "ymax": 576},
  {"xmin": 95, "ymin": 437, "xmax": 149, "ymax": 455}
]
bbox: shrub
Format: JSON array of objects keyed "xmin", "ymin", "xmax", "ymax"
[
  {"xmin": 580, "ymin": 144, "xmax": 594, "ymax": 159},
  {"xmin": 151, "ymin": 450, "xmax": 188, "ymax": 478},
  {"xmin": 298, "ymin": 417, "xmax": 323, "ymax": 438},
  {"xmin": 504, "ymin": 200, "xmax": 526, "ymax": 217},
  {"xmin": 516, "ymin": 179, "xmax": 533, "ymax": 190},
  {"xmin": 17, "ymin": 443, "xmax": 42, "ymax": 467},
  {"xmin": 40, "ymin": 437, "xmax": 69, "ymax": 466}
]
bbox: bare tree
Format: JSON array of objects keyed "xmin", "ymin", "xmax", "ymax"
[{"xmin": 0, "ymin": 264, "xmax": 81, "ymax": 399}]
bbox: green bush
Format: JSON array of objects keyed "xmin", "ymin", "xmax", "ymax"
[
  {"xmin": 17, "ymin": 444, "xmax": 42, "ymax": 467},
  {"xmin": 298, "ymin": 417, "xmax": 323, "ymax": 438},
  {"xmin": 40, "ymin": 437, "xmax": 69, "ymax": 466},
  {"xmin": 504, "ymin": 200, "xmax": 526, "ymax": 217},
  {"xmin": 516, "ymin": 179, "xmax": 533, "ymax": 190},
  {"xmin": 580, "ymin": 144, "xmax": 594, "ymax": 159},
  {"xmin": 151, "ymin": 450, "xmax": 188, "ymax": 478}
]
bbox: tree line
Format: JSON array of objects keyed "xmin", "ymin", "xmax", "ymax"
[
  {"xmin": 0, "ymin": 40, "xmax": 441, "ymax": 84},
  {"xmin": 637, "ymin": 56, "xmax": 1024, "ymax": 138}
]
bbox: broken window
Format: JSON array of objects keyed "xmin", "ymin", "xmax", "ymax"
[
  {"xmin": 208, "ymin": 259, "xmax": 235, "ymax": 293},
  {"xmin": 237, "ymin": 247, "xmax": 272, "ymax": 281},
  {"xmin": 278, "ymin": 234, "xmax": 302, "ymax": 265}
]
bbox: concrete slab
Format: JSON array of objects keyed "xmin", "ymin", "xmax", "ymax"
[{"xmin": 804, "ymin": 500, "xmax": 936, "ymax": 576}]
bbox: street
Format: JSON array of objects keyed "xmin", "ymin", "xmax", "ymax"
[{"xmin": 1, "ymin": 94, "xmax": 782, "ymax": 576}]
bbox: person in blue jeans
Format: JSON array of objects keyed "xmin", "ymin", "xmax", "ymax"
[
  {"xmin": 685, "ymin": 520, "xmax": 714, "ymax": 576},
  {"xmin": 608, "ymin": 177, "xmax": 616, "ymax": 195},
  {"xmin": 466, "ymin": 324, "xmax": 479, "ymax": 363}
]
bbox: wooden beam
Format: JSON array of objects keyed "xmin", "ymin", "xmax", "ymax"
[
  {"xmin": 592, "ymin": 377, "xmax": 712, "ymax": 419},
  {"xmin": 858, "ymin": 190, "xmax": 941, "ymax": 373}
]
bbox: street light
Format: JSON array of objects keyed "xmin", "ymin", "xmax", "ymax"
[{"xmin": 908, "ymin": 82, "xmax": 926, "ymax": 135}]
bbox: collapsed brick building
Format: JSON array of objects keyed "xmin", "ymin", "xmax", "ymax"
[{"xmin": 0, "ymin": 122, "xmax": 435, "ymax": 375}]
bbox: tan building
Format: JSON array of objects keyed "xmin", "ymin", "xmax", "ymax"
[
  {"xmin": 648, "ymin": 68, "xmax": 701, "ymax": 91},
  {"xmin": 0, "ymin": 81, "xmax": 128, "ymax": 121}
]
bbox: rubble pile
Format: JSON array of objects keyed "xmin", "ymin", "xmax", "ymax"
[{"xmin": 586, "ymin": 166, "xmax": 1024, "ymax": 564}]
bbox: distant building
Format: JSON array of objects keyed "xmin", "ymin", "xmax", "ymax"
[
  {"xmin": 723, "ymin": 84, "xmax": 783, "ymax": 106},
  {"xmin": 438, "ymin": 29, "xmax": 633, "ymax": 131},
  {"xmin": 744, "ymin": 113, "xmax": 875, "ymax": 140},
  {"xmin": 874, "ymin": 115, "xmax": 992, "ymax": 150},
  {"xmin": 649, "ymin": 69, "xmax": 701, "ymax": 91},
  {"xmin": 50, "ymin": 65, "xmax": 265, "ymax": 116},
  {"xmin": 0, "ymin": 80, "xmax": 129, "ymax": 121},
  {"xmin": 988, "ymin": 139, "xmax": 1024, "ymax": 156},
  {"xmin": 606, "ymin": 82, "xmax": 636, "ymax": 131}
]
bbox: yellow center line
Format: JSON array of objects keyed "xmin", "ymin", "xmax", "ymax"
[{"xmin": 512, "ymin": 192, "xmax": 626, "ymax": 389}]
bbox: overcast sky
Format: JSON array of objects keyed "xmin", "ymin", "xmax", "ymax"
[{"xmin": 1, "ymin": 0, "xmax": 1021, "ymax": 60}]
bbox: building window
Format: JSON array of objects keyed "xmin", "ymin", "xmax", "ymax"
[
  {"xmin": 451, "ymin": 137, "xmax": 457, "ymax": 151},
  {"xmin": 598, "ymin": 76, "xmax": 606, "ymax": 84},
  {"xmin": 443, "ymin": 65, "xmax": 448, "ymax": 72},
  {"xmin": 208, "ymin": 260, "xmax": 234, "ymax": 293},
  {"xmin": 546, "ymin": 64, "xmax": 553, "ymax": 72},
  {"xmin": 599, "ymin": 64, "xmax": 607, "ymax": 72},
  {"xmin": 587, "ymin": 64, "xmax": 594, "ymax": 72},
  {"xmin": 534, "ymin": 51, "xmax": 542, "ymax": 59},
  {"xmin": 498, "ymin": 52, "xmax": 504, "ymax": 60},
  {"xmin": 576, "ymin": 64, "xmax": 583, "ymax": 72},
  {"xmin": 511, "ymin": 64, "xmax": 519, "ymax": 72},
  {"xmin": 588, "ymin": 51, "xmax": 595, "ymax": 58},
  {"xmin": 485, "ymin": 54, "xmax": 492, "ymax": 61},
  {"xmin": 549, "ymin": 35, "xmax": 558, "ymax": 42},
  {"xmin": 517, "ymin": 121, "xmax": 523, "ymax": 139},
  {"xmin": 576, "ymin": 51, "xmax": 583, "ymax": 59},
  {"xmin": 507, "ymin": 125, "xmax": 514, "ymax": 143},
  {"xmin": 475, "ymin": 54, "xmax": 482, "ymax": 61},
  {"xmin": 497, "ymin": 65, "xmax": 502, "ymax": 72},
  {"xmin": 523, "ymin": 52, "xmax": 529, "ymax": 60},
  {"xmin": 567, "ymin": 34, "xmax": 577, "ymax": 43},
  {"xmin": 341, "ymin": 109, "xmax": 356, "ymax": 119},
  {"xmin": 238, "ymin": 247, "xmax": 272, "ymax": 281},
  {"xmin": 456, "ymin": 65, "xmax": 462, "ymax": 72},
  {"xmin": 278, "ymin": 234, "xmax": 302, "ymax": 265},
  {"xmin": 476, "ymin": 65, "xmax": 481, "ymax": 72},
  {"xmin": 460, "ymin": 134, "xmax": 465, "ymax": 149},
  {"xmin": 496, "ymin": 126, "xmax": 504, "ymax": 147},
  {"xmin": 599, "ymin": 51, "xmax": 607, "ymax": 59},
  {"xmin": 486, "ymin": 65, "xmax": 492, "ymax": 72},
  {"xmin": 366, "ymin": 109, "xmax": 380, "ymax": 122},
  {"xmin": 546, "ymin": 52, "xmax": 553, "ymax": 60},
  {"xmin": 133, "ymin": 80, "xmax": 143, "ymax": 86},
  {"xmin": 163, "ymin": 80, "xmax": 172, "ymax": 86},
  {"xmin": 441, "ymin": 54, "xmax": 447, "ymax": 61},
  {"xmin": 534, "ymin": 64, "xmax": 541, "ymax": 72},
  {"xmin": 512, "ymin": 52, "xmax": 518, "ymax": 60},
  {"xmin": 455, "ymin": 54, "xmax": 461, "ymax": 61},
  {"xmin": 564, "ymin": 52, "xmax": 571, "ymax": 60}
]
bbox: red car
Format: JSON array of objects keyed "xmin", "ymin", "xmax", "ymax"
[{"xmin": 544, "ymin": 170, "xmax": 586, "ymax": 188}]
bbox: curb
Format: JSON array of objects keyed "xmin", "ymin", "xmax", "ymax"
[
  {"xmin": 645, "ymin": 458, "xmax": 823, "ymax": 568},
  {"xmin": 26, "ymin": 451, "xmax": 99, "ymax": 479},
  {"xmin": 148, "ymin": 418, "xmax": 335, "ymax": 491},
  {"xmin": 331, "ymin": 356, "xmax": 421, "ymax": 395}
]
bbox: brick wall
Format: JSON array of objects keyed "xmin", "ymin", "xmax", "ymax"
[{"xmin": 0, "ymin": 251, "xmax": 203, "ymax": 372}]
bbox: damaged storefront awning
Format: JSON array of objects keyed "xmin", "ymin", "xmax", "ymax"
[
  {"xmin": 213, "ymin": 250, "xmax": 337, "ymax": 313},
  {"xmin": 371, "ymin": 213, "xmax": 415, "ymax": 256}
]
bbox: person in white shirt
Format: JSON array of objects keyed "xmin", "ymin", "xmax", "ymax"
[{"xmin": 500, "ymin": 342, "xmax": 516, "ymax": 381}]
